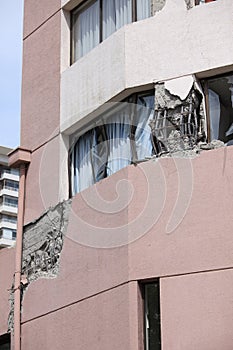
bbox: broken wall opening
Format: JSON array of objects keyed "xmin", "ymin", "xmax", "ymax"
[
  {"xmin": 69, "ymin": 75, "xmax": 209, "ymax": 195},
  {"xmin": 150, "ymin": 76, "xmax": 206, "ymax": 155},
  {"xmin": 69, "ymin": 72, "xmax": 233, "ymax": 195},
  {"xmin": 7, "ymin": 200, "xmax": 71, "ymax": 332}
]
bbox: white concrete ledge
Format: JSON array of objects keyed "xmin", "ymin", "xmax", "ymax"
[{"xmin": 61, "ymin": 0, "xmax": 233, "ymax": 134}]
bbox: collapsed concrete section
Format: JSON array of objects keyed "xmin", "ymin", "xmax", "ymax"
[
  {"xmin": 22, "ymin": 200, "xmax": 71, "ymax": 282},
  {"xmin": 8, "ymin": 200, "xmax": 71, "ymax": 331},
  {"xmin": 149, "ymin": 76, "xmax": 207, "ymax": 157}
]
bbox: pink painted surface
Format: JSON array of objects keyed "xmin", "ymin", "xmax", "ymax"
[
  {"xmin": 0, "ymin": 248, "xmax": 15, "ymax": 335},
  {"xmin": 129, "ymin": 147, "xmax": 233, "ymax": 279},
  {"xmin": 21, "ymin": 12, "xmax": 60, "ymax": 151},
  {"xmin": 22, "ymin": 147, "xmax": 233, "ymax": 329},
  {"xmin": 23, "ymin": 0, "xmax": 61, "ymax": 39},
  {"xmin": 22, "ymin": 239, "xmax": 129, "ymax": 323},
  {"xmin": 24, "ymin": 136, "xmax": 60, "ymax": 224},
  {"xmin": 161, "ymin": 269, "xmax": 233, "ymax": 350},
  {"xmin": 22, "ymin": 283, "xmax": 132, "ymax": 350}
]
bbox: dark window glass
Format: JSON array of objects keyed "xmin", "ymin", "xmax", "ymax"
[
  {"xmin": 0, "ymin": 333, "xmax": 10, "ymax": 350},
  {"xmin": 144, "ymin": 282, "xmax": 161, "ymax": 350}
]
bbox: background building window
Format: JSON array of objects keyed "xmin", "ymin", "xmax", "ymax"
[
  {"xmin": 144, "ymin": 281, "xmax": 161, "ymax": 350},
  {"xmin": 71, "ymin": 0, "xmax": 152, "ymax": 62}
]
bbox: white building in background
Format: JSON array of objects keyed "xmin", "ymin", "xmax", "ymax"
[{"xmin": 0, "ymin": 146, "xmax": 19, "ymax": 248}]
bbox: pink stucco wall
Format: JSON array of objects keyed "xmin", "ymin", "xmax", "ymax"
[
  {"xmin": 22, "ymin": 283, "xmax": 137, "ymax": 350},
  {"xmin": 0, "ymin": 248, "xmax": 15, "ymax": 335},
  {"xmin": 21, "ymin": 147, "xmax": 233, "ymax": 349},
  {"xmin": 24, "ymin": 136, "xmax": 60, "ymax": 224},
  {"xmin": 21, "ymin": 10, "xmax": 61, "ymax": 151},
  {"xmin": 161, "ymin": 269, "xmax": 233, "ymax": 350},
  {"xmin": 19, "ymin": 1, "xmax": 233, "ymax": 349},
  {"xmin": 23, "ymin": 0, "xmax": 61, "ymax": 38}
]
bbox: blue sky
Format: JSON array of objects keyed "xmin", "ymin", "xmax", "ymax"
[{"xmin": 0, "ymin": 1, "xmax": 24, "ymax": 148}]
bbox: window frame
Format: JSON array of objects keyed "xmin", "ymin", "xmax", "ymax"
[
  {"xmin": 71, "ymin": 0, "xmax": 152, "ymax": 63},
  {"xmin": 141, "ymin": 280, "xmax": 161, "ymax": 350},
  {"xmin": 68, "ymin": 89, "xmax": 154, "ymax": 196},
  {"xmin": 201, "ymin": 71, "xmax": 233, "ymax": 143}
]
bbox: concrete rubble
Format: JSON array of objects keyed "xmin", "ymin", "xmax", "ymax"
[
  {"xmin": 149, "ymin": 76, "xmax": 207, "ymax": 157},
  {"xmin": 8, "ymin": 200, "xmax": 71, "ymax": 331}
]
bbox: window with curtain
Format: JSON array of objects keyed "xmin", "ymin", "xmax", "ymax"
[
  {"xmin": 70, "ymin": 91, "xmax": 154, "ymax": 195},
  {"xmin": 71, "ymin": 0, "xmax": 152, "ymax": 62},
  {"xmin": 205, "ymin": 73, "xmax": 233, "ymax": 144},
  {"xmin": 103, "ymin": 0, "xmax": 132, "ymax": 40},
  {"xmin": 72, "ymin": 0, "xmax": 100, "ymax": 61}
]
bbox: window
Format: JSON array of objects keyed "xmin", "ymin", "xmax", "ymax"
[
  {"xmin": 1, "ymin": 215, "xmax": 17, "ymax": 224},
  {"xmin": 70, "ymin": 73, "xmax": 233, "ymax": 196},
  {"xmin": 3, "ymin": 196, "xmax": 18, "ymax": 208},
  {"xmin": 12, "ymin": 230, "xmax": 17, "ymax": 240},
  {"xmin": 4, "ymin": 180, "xmax": 19, "ymax": 191},
  {"xmin": 204, "ymin": 73, "xmax": 233, "ymax": 144},
  {"xmin": 71, "ymin": 0, "xmax": 152, "ymax": 61},
  {"xmin": 70, "ymin": 91, "xmax": 154, "ymax": 194},
  {"xmin": 144, "ymin": 281, "xmax": 161, "ymax": 350},
  {"xmin": 0, "ymin": 334, "xmax": 10, "ymax": 350},
  {"xmin": 0, "ymin": 229, "xmax": 16, "ymax": 240}
]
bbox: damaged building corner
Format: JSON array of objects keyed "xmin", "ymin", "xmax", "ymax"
[
  {"xmin": 8, "ymin": 200, "xmax": 71, "ymax": 332},
  {"xmin": 149, "ymin": 75, "xmax": 227, "ymax": 158},
  {"xmin": 22, "ymin": 200, "xmax": 71, "ymax": 282}
]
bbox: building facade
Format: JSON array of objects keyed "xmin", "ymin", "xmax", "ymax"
[
  {"xmin": 0, "ymin": 146, "xmax": 19, "ymax": 249},
  {"xmin": 1, "ymin": 0, "xmax": 233, "ymax": 349}
]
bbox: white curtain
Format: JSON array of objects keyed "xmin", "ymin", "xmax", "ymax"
[
  {"xmin": 136, "ymin": 0, "xmax": 151, "ymax": 21},
  {"xmin": 105, "ymin": 109, "xmax": 131, "ymax": 176},
  {"xmin": 208, "ymin": 89, "xmax": 220, "ymax": 140},
  {"xmin": 71, "ymin": 130, "xmax": 97, "ymax": 194},
  {"xmin": 134, "ymin": 95, "xmax": 154, "ymax": 160},
  {"xmin": 70, "ymin": 94, "xmax": 155, "ymax": 194},
  {"xmin": 103, "ymin": 0, "xmax": 132, "ymax": 40},
  {"xmin": 74, "ymin": 0, "xmax": 100, "ymax": 60}
]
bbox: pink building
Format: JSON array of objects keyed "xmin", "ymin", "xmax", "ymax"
[{"xmin": 1, "ymin": 0, "xmax": 233, "ymax": 349}]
